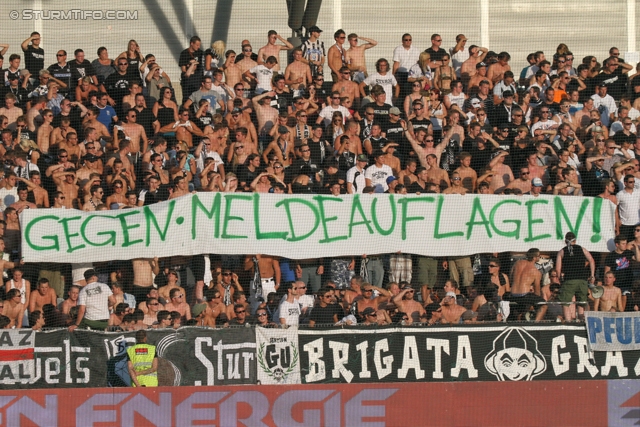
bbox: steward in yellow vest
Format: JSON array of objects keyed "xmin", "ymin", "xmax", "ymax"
[{"xmin": 126, "ymin": 330, "xmax": 158, "ymax": 387}]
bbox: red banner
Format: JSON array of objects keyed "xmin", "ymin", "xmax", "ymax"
[{"xmin": 0, "ymin": 381, "xmax": 607, "ymax": 426}]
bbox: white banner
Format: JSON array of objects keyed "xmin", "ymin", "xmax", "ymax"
[
  {"xmin": 256, "ymin": 327, "xmax": 300, "ymax": 385},
  {"xmin": 585, "ymin": 311, "xmax": 640, "ymax": 351},
  {"xmin": 20, "ymin": 193, "xmax": 615, "ymax": 262},
  {"xmin": 0, "ymin": 330, "xmax": 35, "ymax": 385}
]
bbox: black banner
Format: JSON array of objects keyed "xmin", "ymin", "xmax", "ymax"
[
  {"xmin": 298, "ymin": 324, "xmax": 638, "ymax": 383},
  {"xmin": 1, "ymin": 327, "xmax": 256, "ymax": 389}
]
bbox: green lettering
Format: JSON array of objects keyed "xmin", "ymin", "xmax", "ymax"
[
  {"xmin": 222, "ymin": 194, "xmax": 251, "ymax": 239},
  {"xmin": 554, "ymin": 196, "xmax": 589, "ymax": 239},
  {"xmin": 253, "ymin": 193, "xmax": 288, "ymax": 240},
  {"xmin": 465, "ymin": 197, "xmax": 492, "ymax": 239},
  {"xmin": 80, "ymin": 215, "xmax": 117, "ymax": 247},
  {"xmin": 59, "ymin": 216, "xmax": 86, "ymax": 253},
  {"xmin": 524, "ymin": 199, "xmax": 551, "ymax": 242},
  {"xmin": 591, "ymin": 197, "xmax": 602, "ymax": 243},
  {"xmin": 348, "ymin": 195, "xmax": 374, "ymax": 237},
  {"xmin": 434, "ymin": 195, "xmax": 464, "ymax": 239},
  {"xmin": 24, "ymin": 215, "xmax": 60, "ymax": 251},
  {"xmin": 370, "ymin": 195, "xmax": 396, "ymax": 236},
  {"xmin": 490, "ymin": 199, "xmax": 522, "ymax": 239},
  {"xmin": 144, "ymin": 202, "xmax": 175, "ymax": 245},
  {"xmin": 398, "ymin": 195, "xmax": 435, "ymax": 240},
  {"xmin": 275, "ymin": 198, "xmax": 320, "ymax": 242},
  {"xmin": 191, "ymin": 193, "xmax": 222, "ymax": 239},
  {"xmin": 116, "ymin": 211, "xmax": 143, "ymax": 248},
  {"xmin": 314, "ymin": 195, "xmax": 348, "ymax": 243}
]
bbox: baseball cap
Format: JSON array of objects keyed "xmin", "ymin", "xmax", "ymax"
[
  {"xmin": 372, "ymin": 149, "xmax": 385, "ymax": 159},
  {"xmin": 476, "ymin": 62, "xmax": 487, "ymax": 69},
  {"xmin": 356, "ymin": 154, "xmax": 369, "ymax": 162},
  {"xmin": 84, "ymin": 154, "xmax": 100, "ymax": 162},
  {"xmin": 386, "ymin": 176, "xmax": 397, "ymax": 185},
  {"xmin": 231, "ymin": 107, "xmax": 242, "ymax": 115},
  {"xmin": 192, "ymin": 303, "xmax": 207, "ymax": 318},
  {"xmin": 502, "ymin": 90, "xmax": 514, "ymax": 97},
  {"xmin": 389, "ymin": 107, "xmax": 401, "ymax": 115},
  {"xmin": 532, "ymin": 177, "xmax": 543, "ymax": 187},
  {"xmin": 445, "ymin": 291, "xmax": 457, "ymax": 301},
  {"xmin": 308, "ymin": 25, "xmax": 322, "ymax": 33},
  {"xmin": 278, "ymin": 125, "xmax": 290, "ymax": 134}
]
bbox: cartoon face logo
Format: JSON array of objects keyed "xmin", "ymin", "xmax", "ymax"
[{"xmin": 484, "ymin": 327, "xmax": 547, "ymax": 381}]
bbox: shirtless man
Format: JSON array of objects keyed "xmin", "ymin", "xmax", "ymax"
[
  {"xmin": 506, "ymin": 166, "xmax": 533, "ymax": 193},
  {"xmin": 117, "ymin": 109, "xmax": 148, "ymax": 156},
  {"xmin": 244, "ymin": 254, "xmax": 281, "ymax": 309},
  {"xmin": 10, "ymin": 187, "xmax": 37, "ymax": 212},
  {"xmin": 61, "ymin": 285, "xmax": 80, "ymax": 315},
  {"xmin": 252, "ymin": 91, "xmax": 279, "ymax": 146},
  {"xmin": 509, "ymin": 248, "xmax": 547, "ymax": 322},
  {"xmin": 489, "ymin": 149, "xmax": 514, "ymax": 193},
  {"xmin": 0, "ymin": 94, "xmax": 23, "ymax": 125},
  {"xmin": 332, "ymin": 66, "xmax": 360, "ymax": 105},
  {"xmin": 203, "ymin": 288, "xmax": 225, "ymax": 327},
  {"xmin": 284, "ymin": 47, "xmax": 312, "ymax": 92},
  {"xmin": 460, "ymin": 45, "xmax": 489, "ymax": 85},
  {"xmin": 131, "ymin": 257, "xmax": 159, "ymax": 305},
  {"xmin": 257, "ymin": 30, "xmax": 293, "ymax": 72},
  {"xmin": 356, "ymin": 283, "xmax": 391, "ymax": 315},
  {"xmin": 263, "ymin": 126, "xmax": 294, "ymax": 166},
  {"xmin": 487, "ymin": 52, "xmax": 512, "ymax": 85},
  {"xmin": 398, "ymin": 158, "xmax": 418, "ymax": 187},
  {"xmin": 138, "ymin": 288, "xmax": 163, "ymax": 314},
  {"xmin": 29, "ymin": 278, "xmax": 57, "ymax": 314},
  {"xmin": 2, "ymin": 289, "xmax": 25, "ymax": 328},
  {"xmin": 342, "ymin": 276, "xmax": 363, "ymax": 311},
  {"xmin": 237, "ymin": 44, "xmax": 258, "ymax": 88},
  {"xmin": 425, "ymin": 153, "xmax": 450, "ymax": 190},
  {"xmin": 327, "ymin": 29, "xmax": 348, "ymax": 82},
  {"xmin": 442, "ymin": 171, "xmax": 468, "ymax": 195},
  {"xmin": 81, "ymin": 108, "xmax": 111, "ymax": 143},
  {"xmin": 222, "ymin": 50, "xmax": 243, "ymax": 89},
  {"xmin": 106, "ymin": 140, "xmax": 136, "ymax": 182},
  {"xmin": 345, "ymin": 34, "xmax": 377, "ymax": 83},
  {"xmin": 595, "ymin": 271, "xmax": 623, "ymax": 312},
  {"xmin": 50, "ymin": 118, "xmax": 76, "ymax": 147},
  {"xmin": 406, "ymin": 128, "xmax": 445, "ymax": 168},
  {"xmin": 392, "ymin": 286, "xmax": 425, "ymax": 323},
  {"xmin": 526, "ymin": 151, "xmax": 547, "ymax": 183},
  {"xmin": 26, "ymin": 171, "xmax": 48, "ymax": 208},
  {"xmin": 158, "ymin": 109, "xmax": 205, "ymax": 148},
  {"xmin": 453, "ymin": 153, "xmax": 477, "ymax": 192},
  {"xmin": 439, "ymin": 292, "xmax": 467, "ymax": 324},
  {"xmin": 37, "ymin": 108, "xmax": 54, "ymax": 153},
  {"xmin": 52, "ymin": 168, "xmax": 78, "ymax": 209},
  {"xmin": 164, "ymin": 288, "xmax": 191, "ymax": 321}
]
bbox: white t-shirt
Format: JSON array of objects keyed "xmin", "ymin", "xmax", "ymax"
[
  {"xmin": 530, "ymin": 119, "xmax": 557, "ymax": 137},
  {"xmin": 450, "ymin": 47, "xmax": 469, "ymax": 78},
  {"xmin": 317, "ymin": 105, "xmax": 351, "ymax": 127},
  {"xmin": 591, "ymin": 94, "xmax": 617, "ymax": 127},
  {"xmin": 446, "ymin": 92, "xmax": 465, "ymax": 109},
  {"xmin": 346, "ymin": 165, "xmax": 367, "ymax": 194},
  {"xmin": 0, "ymin": 186, "xmax": 18, "ymax": 211},
  {"xmin": 609, "ymin": 121, "xmax": 637, "ymax": 136},
  {"xmin": 363, "ymin": 72, "xmax": 398, "ymax": 103},
  {"xmin": 617, "ymin": 188, "xmax": 640, "ymax": 225},
  {"xmin": 250, "ymin": 65, "xmax": 275, "ymax": 93},
  {"xmin": 197, "ymin": 150, "xmax": 224, "ymax": 174},
  {"xmin": 279, "ymin": 299, "xmax": 301, "ymax": 326},
  {"xmin": 392, "ymin": 45, "xmax": 420, "ymax": 73},
  {"xmin": 78, "ymin": 281, "xmax": 112, "ymax": 321},
  {"xmin": 365, "ymin": 164, "xmax": 393, "ymax": 192}
]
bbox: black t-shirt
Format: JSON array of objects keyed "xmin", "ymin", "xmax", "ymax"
[
  {"xmin": 309, "ymin": 304, "xmax": 344, "ymax": 325},
  {"xmin": 470, "ymin": 147, "xmax": 491, "ymax": 173},
  {"xmin": 103, "ymin": 73, "xmax": 136, "ymax": 114},
  {"xmin": 70, "ymin": 60, "xmax": 96, "ymax": 89},
  {"xmin": 605, "ymin": 249, "xmax": 635, "ymax": 290},
  {"xmin": 274, "ymin": 91, "xmax": 293, "ymax": 114},
  {"xmin": 3, "ymin": 69, "xmax": 20, "ymax": 86},
  {"xmin": 23, "ymin": 45, "xmax": 45, "ymax": 75},
  {"xmin": 179, "ymin": 48, "xmax": 204, "ymax": 79},
  {"xmin": 0, "ymin": 86, "xmax": 28, "ymax": 109},
  {"xmin": 195, "ymin": 112, "xmax": 214, "ymax": 130},
  {"xmin": 425, "ymin": 47, "xmax": 446, "ymax": 62},
  {"xmin": 382, "ymin": 120, "xmax": 405, "ymax": 144},
  {"xmin": 307, "ymin": 139, "xmax": 330, "ymax": 167},
  {"xmin": 135, "ymin": 107, "xmax": 156, "ymax": 139},
  {"xmin": 47, "ymin": 63, "xmax": 72, "ymax": 94},
  {"xmin": 237, "ymin": 165, "xmax": 260, "ymax": 189},
  {"xmin": 408, "ymin": 181, "xmax": 428, "ymax": 194},
  {"xmin": 338, "ymin": 150, "xmax": 356, "ymax": 171},
  {"xmin": 52, "ymin": 107, "xmax": 84, "ymax": 133},
  {"xmin": 593, "ymin": 69, "xmax": 628, "ymax": 101}
]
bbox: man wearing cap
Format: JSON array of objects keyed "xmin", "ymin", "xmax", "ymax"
[
  {"xmin": 460, "ymin": 45, "xmax": 489, "ymax": 84},
  {"xmin": 392, "ymin": 285, "xmax": 425, "ymax": 323},
  {"xmin": 126, "ymin": 330, "xmax": 158, "ymax": 387},
  {"xmin": 69, "ymin": 269, "xmax": 116, "ymax": 331},
  {"xmin": 526, "ymin": 177, "xmax": 544, "ymax": 196},
  {"xmin": 492, "ymin": 90, "xmax": 517, "ymax": 127},
  {"xmin": 365, "ymin": 149, "xmax": 393, "ymax": 192},
  {"xmin": 263, "ymin": 125, "xmax": 294, "ymax": 167},
  {"xmin": 488, "ymin": 149, "xmax": 514, "ymax": 193},
  {"xmin": 301, "ymin": 26, "xmax": 325, "ymax": 77},
  {"xmin": 346, "ymin": 154, "xmax": 368, "ymax": 194},
  {"xmin": 507, "ymin": 249, "xmax": 548, "ymax": 322},
  {"xmin": 440, "ymin": 292, "xmax": 468, "ymax": 324}
]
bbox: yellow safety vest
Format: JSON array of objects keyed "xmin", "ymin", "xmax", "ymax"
[{"xmin": 126, "ymin": 344, "xmax": 158, "ymax": 387}]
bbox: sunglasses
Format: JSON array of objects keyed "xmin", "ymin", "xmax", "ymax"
[
  {"xmin": 257, "ymin": 313, "xmax": 268, "ymax": 316},
  {"xmin": 222, "ymin": 272, "xmax": 232, "ymax": 276},
  {"xmin": 488, "ymin": 264, "xmax": 498, "ymax": 268},
  {"xmin": 236, "ymin": 310, "xmax": 246, "ymax": 314},
  {"xmin": 149, "ymin": 303, "xmax": 159, "ymax": 306}
]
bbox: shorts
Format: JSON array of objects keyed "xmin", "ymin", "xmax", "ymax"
[
  {"xmin": 558, "ymin": 279, "xmax": 588, "ymax": 304},
  {"xmin": 507, "ymin": 292, "xmax": 545, "ymax": 316}
]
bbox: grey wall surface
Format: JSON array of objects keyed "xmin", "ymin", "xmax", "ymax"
[{"xmin": 0, "ymin": 1, "xmax": 636, "ymax": 99}]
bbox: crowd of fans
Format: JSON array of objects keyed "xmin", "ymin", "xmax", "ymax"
[{"xmin": 0, "ymin": 28, "xmax": 639, "ymax": 331}]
